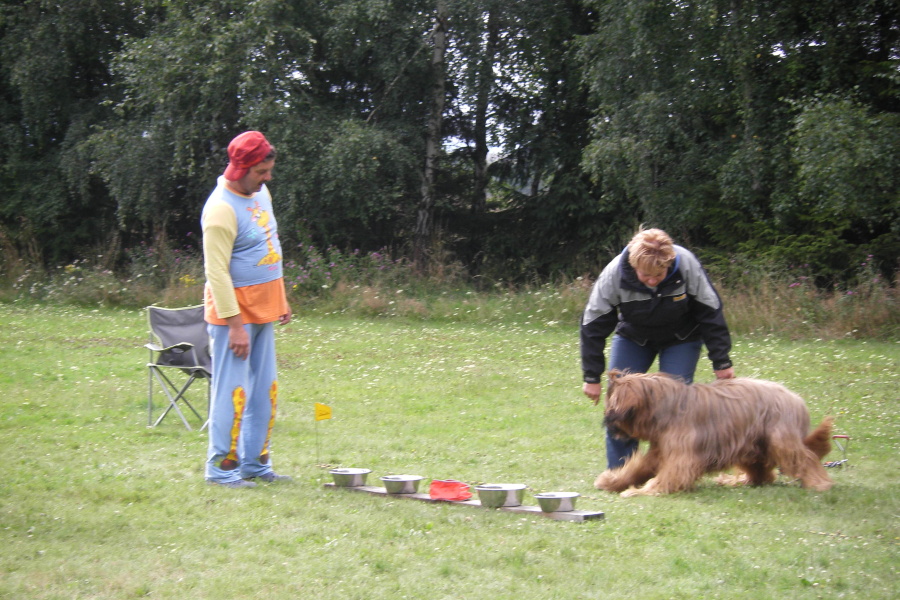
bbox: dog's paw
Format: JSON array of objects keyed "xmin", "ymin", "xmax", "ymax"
[
  {"xmin": 621, "ymin": 486, "xmax": 660, "ymax": 498},
  {"xmin": 594, "ymin": 470, "xmax": 626, "ymax": 492},
  {"xmin": 594, "ymin": 472, "xmax": 612, "ymax": 490},
  {"xmin": 714, "ymin": 472, "xmax": 749, "ymax": 487},
  {"xmin": 804, "ymin": 479, "xmax": 833, "ymax": 492}
]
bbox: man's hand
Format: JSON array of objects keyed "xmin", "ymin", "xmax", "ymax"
[{"xmin": 225, "ymin": 315, "xmax": 250, "ymax": 360}]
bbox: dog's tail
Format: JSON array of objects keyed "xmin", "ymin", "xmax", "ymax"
[{"xmin": 804, "ymin": 416, "xmax": 834, "ymax": 459}]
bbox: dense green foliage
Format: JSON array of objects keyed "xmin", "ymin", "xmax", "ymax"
[{"xmin": 1, "ymin": 0, "xmax": 898, "ymax": 283}]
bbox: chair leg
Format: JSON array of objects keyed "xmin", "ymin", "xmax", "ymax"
[
  {"xmin": 148, "ymin": 367, "xmax": 153, "ymax": 427},
  {"xmin": 174, "ymin": 376, "xmax": 205, "ymax": 422},
  {"xmin": 149, "ymin": 368, "xmax": 195, "ymax": 430}
]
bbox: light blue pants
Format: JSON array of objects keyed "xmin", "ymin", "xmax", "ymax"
[
  {"xmin": 605, "ymin": 334, "xmax": 703, "ymax": 469},
  {"xmin": 205, "ymin": 322, "xmax": 279, "ymax": 483}
]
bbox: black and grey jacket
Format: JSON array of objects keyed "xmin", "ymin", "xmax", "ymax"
[{"xmin": 580, "ymin": 245, "xmax": 732, "ymax": 383}]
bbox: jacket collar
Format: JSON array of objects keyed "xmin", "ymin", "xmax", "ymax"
[{"xmin": 619, "ymin": 247, "xmax": 681, "ymax": 291}]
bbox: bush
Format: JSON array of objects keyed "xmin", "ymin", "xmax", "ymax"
[
  {"xmin": 1, "ymin": 240, "xmax": 897, "ymax": 339},
  {"xmin": 711, "ymin": 256, "xmax": 899, "ymax": 339},
  {"xmin": 283, "ymin": 244, "xmax": 412, "ymax": 299}
]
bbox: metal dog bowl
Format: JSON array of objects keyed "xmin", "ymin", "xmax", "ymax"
[
  {"xmin": 475, "ymin": 483, "xmax": 526, "ymax": 508},
  {"xmin": 534, "ymin": 492, "xmax": 580, "ymax": 513},
  {"xmin": 380, "ymin": 474, "xmax": 424, "ymax": 494},
  {"xmin": 329, "ymin": 468, "xmax": 371, "ymax": 487}
]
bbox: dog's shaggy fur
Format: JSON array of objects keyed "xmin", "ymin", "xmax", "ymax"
[{"xmin": 595, "ymin": 370, "xmax": 834, "ymax": 497}]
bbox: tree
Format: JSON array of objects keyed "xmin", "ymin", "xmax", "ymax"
[
  {"xmin": 475, "ymin": 0, "xmax": 605, "ymax": 278},
  {"xmin": 778, "ymin": 95, "xmax": 900, "ymax": 278},
  {"xmin": 2, "ymin": 0, "xmax": 896, "ymax": 286},
  {"xmin": 91, "ymin": 0, "xmax": 440, "ymax": 257},
  {"xmin": 577, "ymin": 0, "xmax": 900, "ymax": 280},
  {"xmin": 271, "ymin": 0, "xmax": 435, "ymax": 253},
  {"xmin": 90, "ymin": 0, "xmax": 317, "ymax": 242},
  {"xmin": 414, "ymin": 1, "xmax": 448, "ymax": 273},
  {"xmin": 0, "ymin": 0, "xmax": 155, "ymax": 265}
]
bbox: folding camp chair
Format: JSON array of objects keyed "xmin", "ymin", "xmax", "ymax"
[{"xmin": 145, "ymin": 304, "xmax": 211, "ymax": 430}]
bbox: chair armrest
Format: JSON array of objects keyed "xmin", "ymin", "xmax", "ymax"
[{"xmin": 145, "ymin": 342, "xmax": 196, "ymax": 353}]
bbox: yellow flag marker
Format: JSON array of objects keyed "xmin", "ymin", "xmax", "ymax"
[{"xmin": 314, "ymin": 402, "xmax": 333, "ymax": 421}]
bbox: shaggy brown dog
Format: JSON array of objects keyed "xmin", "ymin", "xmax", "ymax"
[{"xmin": 595, "ymin": 370, "xmax": 834, "ymax": 497}]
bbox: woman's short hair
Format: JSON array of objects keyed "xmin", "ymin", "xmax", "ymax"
[{"xmin": 627, "ymin": 228, "xmax": 676, "ymax": 272}]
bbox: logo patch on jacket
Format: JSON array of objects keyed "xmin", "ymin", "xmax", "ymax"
[{"xmin": 672, "ymin": 293, "xmax": 687, "ymax": 302}]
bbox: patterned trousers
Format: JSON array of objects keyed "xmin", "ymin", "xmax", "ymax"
[{"xmin": 205, "ymin": 321, "xmax": 279, "ymax": 483}]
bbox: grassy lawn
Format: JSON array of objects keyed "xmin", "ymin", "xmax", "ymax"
[{"xmin": 1, "ymin": 303, "xmax": 897, "ymax": 599}]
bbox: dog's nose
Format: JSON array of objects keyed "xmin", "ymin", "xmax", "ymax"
[
  {"xmin": 604, "ymin": 408, "xmax": 633, "ymax": 439},
  {"xmin": 603, "ymin": 412, "xmax": 622, "ymax": 431},
  {"xmin": 604, "ymin": 408, "xmax": 624, "ymax": 425}
]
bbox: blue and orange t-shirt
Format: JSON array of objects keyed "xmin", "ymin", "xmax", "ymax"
[{"xmin": 201, "ymin": 177, "xmax": 289, "ymax": 325}]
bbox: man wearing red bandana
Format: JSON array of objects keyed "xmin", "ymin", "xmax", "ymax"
[{"xmin": 202, "ymin": 131, "xmax": 293, "ymax": 488}]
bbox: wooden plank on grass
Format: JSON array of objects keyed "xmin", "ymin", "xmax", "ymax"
[{"xmin": 323, "ymin": 483, "xmax": 605, "ymax": 522}]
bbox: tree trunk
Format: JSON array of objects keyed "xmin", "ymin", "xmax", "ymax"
[
  {"xmin": 471, "ymin": 10, "xmax": 499, "ymax": 214},
  {"xmin": 414, "ymin": 1, "xmax": 448, "ymax": 274}
]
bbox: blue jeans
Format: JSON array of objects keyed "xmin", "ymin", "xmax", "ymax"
[{"xmin": 605, "ymin": 334, "xmax": 703, "ymax": 469}]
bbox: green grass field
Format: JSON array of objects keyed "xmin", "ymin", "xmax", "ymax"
[{"xmin": 1, "ymin": 303, "xmax": 897, "ymax": 599}]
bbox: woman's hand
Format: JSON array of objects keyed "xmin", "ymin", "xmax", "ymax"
[
  {"xmin": 583, "ymin": 382, "xmax": 602, "ymax": 405},
  {"xmin": 714, "ymin": 367, "xmax": 735, "ymax": 380}
]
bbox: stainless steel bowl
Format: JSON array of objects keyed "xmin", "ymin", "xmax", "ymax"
[
  {"xmin": 329, "ymin": 468, "xmax": 371, "ymax": 487},
  {"xmin": 475, "ymin": 483, "xmax": 526, "ymax": 508},
  {"xmin": 534, "ymin": 491, "xmax": 580, "ymax": 513},
  {"xmin": 380, "ymin": 474, "xmax": 424, "ymax": 494}
]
